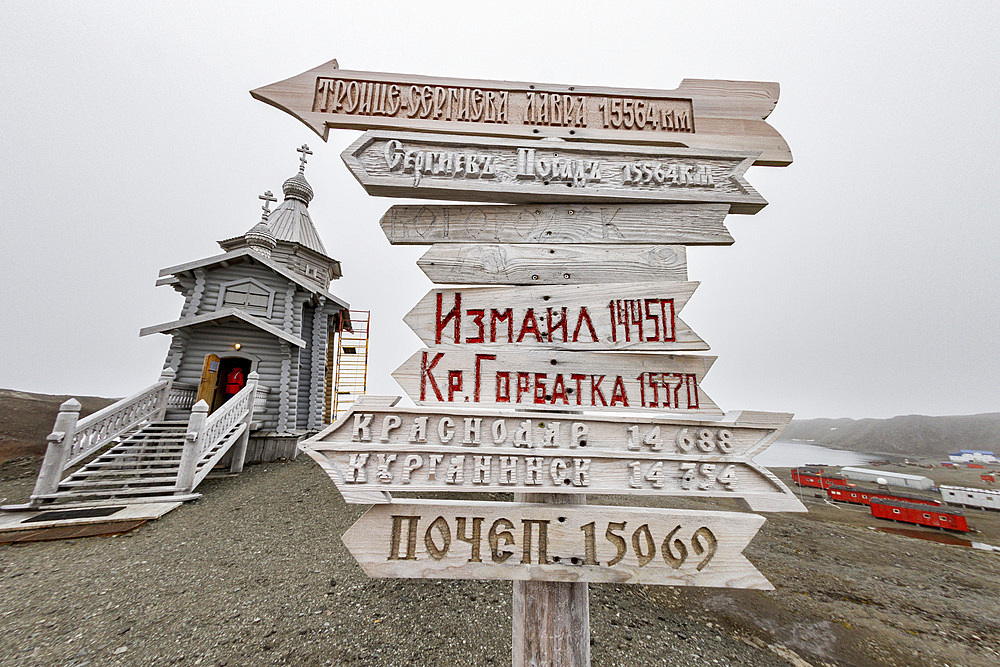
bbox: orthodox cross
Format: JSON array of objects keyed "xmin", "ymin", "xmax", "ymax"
[
  {"xmin": 297, "ymin": 144, "xmax": 313, "ymax": 172},
  {"xmin": 259, "ymin": 190, "xmax": 277, "ymax": 220}
]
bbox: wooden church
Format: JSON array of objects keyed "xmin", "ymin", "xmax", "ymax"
[
  {"xmin": 140, "ymin": 145, "xmax": 351, "ymax": 458},
  {"xmin": 0, "ymin": 146, "xmax": 367, "ymax": 512},
  {"xmin": 5, "ymin": 145, "xmax": 359, "ymax": 512}
]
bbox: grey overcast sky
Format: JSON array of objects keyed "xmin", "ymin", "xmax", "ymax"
[{"xmin": 1, "ymin": 2, "xmax": 998, "ymax": 420}]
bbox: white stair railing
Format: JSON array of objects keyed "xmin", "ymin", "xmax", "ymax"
[
  {"xmin": 29, "ymin": 369, "xmax": 176, "ymax": 506},
  {"xmin": 176, "ymin": 372, "xmax": 258, "ymax": 492}
]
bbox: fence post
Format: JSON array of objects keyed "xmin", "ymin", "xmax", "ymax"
[
  {"xmin": 228, "ymin": 372, "xmax": 258, "ymax": 474},
  {"xmin": 157, "ymin": 367, "xmax": 176, "ymax": 420},
  {"xmin": 177, "ymin": 400, "xmax": 208, "ymax": 492},
  {"xmin": 30, "ymin": 398, "xmax": 82, "ymax": 506}
]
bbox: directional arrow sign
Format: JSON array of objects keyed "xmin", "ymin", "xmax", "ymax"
[
  {"xmin": 251, "ymin": 59, "xmax": 791, "ymax": 166},
  {"xmin": 404, "ymin": 282, "xmax": 708, "ymax": 352},
  {"xmin": 299, "ymin": 401, "xmax": 806, "ymax": 512},
  {"xmin": 341, "ymin": 500, "xmax": 772, "ymax": 588},
  {"xmin": 342, "ymin": 131, "xmax": 767, "ymax": 213},
  {"xmin": 393, "ymin": 349, "xmax": 720, "ymax": 415},
  {"xmin": 380, "ymin": 203, "xmax": 734, "ymax": 246},
  {"xmin": 417, "ymin": 244, "xmax": 687, "ymax": 285}
]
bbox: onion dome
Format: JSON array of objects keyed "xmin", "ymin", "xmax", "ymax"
[
  {"xmin": 245, "ymin": 190, "xmax": 278, "ymax": 258},
  {"xmin": 245, "ymin": 220, "xmax": 277, "ymax": 258},
  {"xmin": 282, "ymin": 144, "xmax": 314, "ymax": 203}
]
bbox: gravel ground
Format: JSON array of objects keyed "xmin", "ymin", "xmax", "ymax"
[{"xmin": 1, "ymin": 456, "xmax": 999, "ymax": 666}]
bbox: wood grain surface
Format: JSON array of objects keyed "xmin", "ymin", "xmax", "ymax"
[
  {"xmin": 380, "ymin": 203, "xmax": 734, "ymax": 245},
  {"xmin": 392, "ymin": 348, "xmax": 719, "ymax": 415},
  {"xmin": 342, "ymin": 131, "xmax": 767, "ymax": 213},
  {"xmin": 417, "ymin": 244, "xmax": 687, "ymax": 285},
  {"xmin": 403, "ymin": 282, "xmax": 707, "ymax": 351},
  {"xmin": 251, "ymin": 59, "xmax": 792, "ymax": 165},
  {"xmin": 340, "ymin": 499, "xmax": 772, "ymax": 588}
]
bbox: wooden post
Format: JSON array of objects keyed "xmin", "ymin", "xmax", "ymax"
[
  {"xmin": 512, "ymin": 492, "xmax": 590, "ymax": 667},
  {"xmin": 177, "ymin": 400, "xmax": 208, "ymax": 492},
  {"xmin": 157, "ymin": 367, "xmax": 176, "ymax": 420},
  {"xmin": 30, "ymin": 398, "xmax": 82, "ymax": 506},
  {"xmin": 228, "ymin": 372, "xmax": 258, "ymax": 474}
]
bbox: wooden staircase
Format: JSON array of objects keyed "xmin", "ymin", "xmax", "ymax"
[{"xmin": 29, "ymin": 419, "xmax": 239, "ymax": 508}]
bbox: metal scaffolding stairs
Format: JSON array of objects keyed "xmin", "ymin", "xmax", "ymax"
[{"xmin": 329, "ymin": 310, "xmax": 370, "ymax": 422}]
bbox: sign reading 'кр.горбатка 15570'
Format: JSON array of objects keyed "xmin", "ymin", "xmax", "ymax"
[
  {"xmin": 393, "ymin": 349, "xmax": 720, "ymax": 415},
  {"xmin": 342, "ymin": 131, "xmax": 766, "ymax": 213},
  {"xmin": 251, "ymin": 60, "xmax": 791, "ymax": 166}
]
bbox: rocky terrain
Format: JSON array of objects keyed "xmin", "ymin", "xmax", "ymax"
[
  {"xmin": 0, "ymin": 389, "xmax": 115, "ymax": 463},
  {"xmin": 1, "ymin": 453, "xmax": 999, "ymax": 666},
  {"xmin": 2, "ymin": 388, "xmax": 999, "ymax": 665},
  {"xmin": 783, "ymin": 413, "xmax": 1000, "ymax": 459}
]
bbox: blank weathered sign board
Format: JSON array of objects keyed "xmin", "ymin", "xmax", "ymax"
[
  {"xmin": 380, "ymin": 203, "xmax": 734, "ymax": 246},
  {"xmin": 251, "ymin": 59, "xmax": 792, "ymax": 165},
  {"xmin": 342, "ymin": 131, "xmax": 767, "ymax": 213},
  {"xmin": 341, "ymin": 499, "xmax": 772, "ymax": 588},
  {"xmin": 417, "ymin": 244, "xmax": 688, "ymax": 285},
  {"xmin": 404, "ymin": 282, "xmax": 707, "ymax": 352}
]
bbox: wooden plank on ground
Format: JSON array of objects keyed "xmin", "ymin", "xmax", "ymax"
[
  {"xmin": 417, "ymin": 244, "xmax": 687, "ymax": 285},
  {"xmin": 251, "ymin": 60, "xmax": 792, "ymax": 165},
  {"xmin": 392, "ymin": 349, "xmax": 720, "ymax": 415},
  {"xmin": 404, "ymin": 282, "xmax": 707, "ymax": 351},
  {"xmin": 380, "ymin": 203, "xmax": 733, "ymax": 245},
  {"xmin": 342, "ymin": 131, "xmax": 767, "ymax": 213},
  {"xmin": 340, "ymin": 499, "xmax": 772, "ymax": 588}
]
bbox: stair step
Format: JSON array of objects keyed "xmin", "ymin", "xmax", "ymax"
[
  {"xmin": 35, "ymin": 485, "xmax": 184, "ymax": 500},
  {"xmin": 69, "ymin": 468, "xmax": 181, "ymax": 478},
  {"xmin": 94, "ymin": 452, "xmax": 183, "ymax": 460},
  {"xmin": 28, "ymin": 493, "xmax": 202, "ymax": 509},
  {"xmin": 85, "ymin": 460, "xmax": 181, "ymax": 469},
  {"xmin": 59, "ymin": 476, "xmax": 180, "ymax": 488}
]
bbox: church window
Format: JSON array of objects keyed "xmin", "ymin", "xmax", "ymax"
[{"xmin": 217, "ymin": 278, "xmax": 275, "ymax": 317}]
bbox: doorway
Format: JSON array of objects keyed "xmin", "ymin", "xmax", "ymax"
[{"xmin": 196, "ymin": 354, "xmax": 252, "ymax": 414}]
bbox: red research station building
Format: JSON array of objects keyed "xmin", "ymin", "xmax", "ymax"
[
  {"xmin": 790, "ymin": 467, "xmax": 846, "ymax": 489},
  {"xmin": 869, "ymin": 499, "xmax": 970, "ymax": 532},
  {"xmin": 826, "ymin": 484, "xmax": 941, "ymax": 508}
]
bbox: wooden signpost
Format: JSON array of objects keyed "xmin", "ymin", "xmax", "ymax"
[
  {"xmin": 392, "ymin": 349, "xmax": 720, "ymax": 414},
  {"xmin": 342, "ymin": 131, "xmax": 767, "ymax": 212},
  {"xmin": 260, "ymin": 58, "xmax": 798, "ymax": 667},
  {"xmin": 300, "ymin": 401, "xmax": 806, "ymax": 512},
  {"xmin": 380, "ymin": 203, "xmax": 734, "ymax": 246},
  {"xmin": 404, "ymin": 282, "xmax": 707, "ymax": 351},
  {"xmin": 340, "ymin": 499, "xmax": 772, "ymax": 588},
  {"xmin": 416, "ymin": 243, "xmax": 688, "ymax": 285},
  {"xmin": 250, "ymin": 59, "xmax": 792, "ymax": 166}
]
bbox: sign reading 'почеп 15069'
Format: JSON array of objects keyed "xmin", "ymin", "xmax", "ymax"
[
  {"xmin": 251, "ymin": 60, "xmax": 792, "ymax": 166},
  {"xmin": 341, "ymin": 501, "xmax": 773, "ymax": 588},
  {"xmin": 342, "ymin": 131, "xmax": 766, "ymax": 213}
]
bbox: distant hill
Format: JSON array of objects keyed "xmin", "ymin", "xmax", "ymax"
[
  {"xmin": 783, "ymin": 413, "xmax": 1000, "ymax": 459},
  {"xmin": 0, "ymin": 389, "xmax": 117, "ymax": 463}
]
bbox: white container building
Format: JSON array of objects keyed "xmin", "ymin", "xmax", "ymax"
[
  {"xmin": 939, "ymin": 485, "xmax": 1000, "ymax": 510},
  {"xmin": 839, "ymin": 467, "xmax": 934, "ymax": 491}
]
